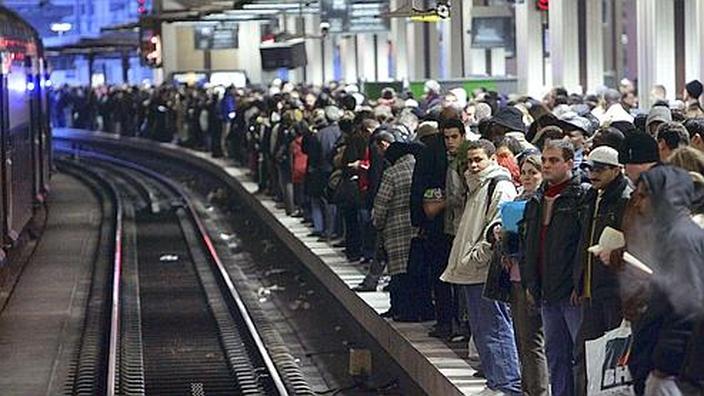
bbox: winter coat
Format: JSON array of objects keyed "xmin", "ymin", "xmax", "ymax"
[
  {"xmin": 685, "ymin": 100, "xmax": 704, "ymax": 119},
  {"xmin": 318, "ymin": 123, "xmax": 341, "ymax": 173},
  {"xmin": 441, "ymin": 164, "xmax": 517, "ymax": 285},
  {"xmin": 521, "ymin": 174, "xmax": 588, "ymax": 303},
  {"xmin": 302, "ymin": 131, "xmax": 325, "ymax": 197},
  {"xmin": 575, "ymin": 173, "xmax": 632, "ymax": 301},
  {"xmin": 626, "ymin": 166, "xmax": 704, "ymax": 392},
  {"xmin": 291, "ymin": 135, "xmax": 308, "ymax": 184},
  {"xmin": 410, "ymin": 134, "xmax": 448, "ymax": 236},
  {"xmin": 373, "ymin": 153, "xmax": 417, "ymax": 276},
  {"xmin": 444, "ymin": 156, "xmax": 466, "ymax": 236}
]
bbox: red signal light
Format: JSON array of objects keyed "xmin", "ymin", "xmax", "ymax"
[{"xmin": 536, "ymin": 0, "xmax": 549, "ymax": 11}]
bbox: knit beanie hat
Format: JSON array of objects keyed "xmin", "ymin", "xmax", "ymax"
[
  {"xmin": 686, "ymin": 80, "xmax": 703, "ymax": 98},
  {"xmin": 619, "ymin": 132, "xmax": 659, "ymax": 164}
]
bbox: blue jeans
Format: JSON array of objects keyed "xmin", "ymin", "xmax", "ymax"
[
  {"xmin": 541, "ymin": 298, "xmax": 583, "ymax": 396},
  {"xmin": 310, "ymin": 197, "xmax": 325, "ymax": 234},
  {"xmin": 464, "ymin": 284, "xmax": 522, "ymax": 395}
]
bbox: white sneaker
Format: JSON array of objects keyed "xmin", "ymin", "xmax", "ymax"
[{"xmin": 471, "ymin": 387, "xmax": 503, "ymax": 396}]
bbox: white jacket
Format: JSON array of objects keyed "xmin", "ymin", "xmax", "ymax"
[{"xmin": 441, "ymin": 164, "xmax": 517, "ymax": 285}]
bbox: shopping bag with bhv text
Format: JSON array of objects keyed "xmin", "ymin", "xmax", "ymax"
[{"xmin": 586, "ymin": 320, "xmax": 635, "ymax": 395}]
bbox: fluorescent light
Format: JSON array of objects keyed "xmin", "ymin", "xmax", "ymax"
[{"xmin": 50, "ymin": 22, "xmax": 72, "ymax": 33}]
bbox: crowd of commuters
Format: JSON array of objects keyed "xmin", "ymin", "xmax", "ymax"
[{"xmin": 52, "ymin": 77, "xmax": 704, "ymax": 396}]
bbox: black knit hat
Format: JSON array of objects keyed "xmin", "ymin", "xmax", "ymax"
[
  {"xmin": 619, "ymin": 132, "xmax": 659, "ymax": 165},
  {"xmin": 490, "ymin": 107, "xmax": 525, "ymax": 133},
  {"xmin": 686, "ymin": 80, "xmax": 703, "ymax": 98}
]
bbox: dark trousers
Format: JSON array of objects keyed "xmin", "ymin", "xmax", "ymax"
[
  {"xmin": 423, "ymin": 234, "xmax": 453, "ymax": 327},
  {"xmin": 511, "ymin": 282, "xmax": 549, "ymax": 396},
  {"xmin": 342, "ymin": 205, "xmax": 361, "ymax": 257},
  {"xmin": 390, "ymin": 270, "xmax": 434, "ymax": 321},
  {"xmin": 575, "ymin": 297, "xmax": 623, "ymax": 396}
]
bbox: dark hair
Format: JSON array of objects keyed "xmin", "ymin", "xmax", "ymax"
[
  {"xmin": 657, "ymin": 122, "xmax": 690, "ymax": 150},
  {"xmin": 593, "ymin": 127, "xmax": 626, "ymax": 151},
  {"xmin": 441, "ymin": 118, "xmax": 465, "ymax": 133},
  {"xmin": 683, "ymin": 118, "xmax": 704, "ymax": 139},
  {"xmin": 543, "ymin": 139, "xmax": 575, "ymax": 161},
  {"xmin": 534, "ymin": 125, "xmax": 564, "ymax": 150},
  {"xmin": 496, "ymin": 136, "xmax": 523, "ymax": 156},
  {"xmin": 466, "ymin": 139, "xmax": 496, "ymax": 158}
]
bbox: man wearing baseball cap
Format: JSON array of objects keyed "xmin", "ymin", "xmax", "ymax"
[{"xmin": 574, "ymin": 146, "xmax": 633, "ymax": 396}]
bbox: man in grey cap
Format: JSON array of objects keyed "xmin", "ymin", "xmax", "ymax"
[
  {"xmin": 557, "ymin": 111, "xmax": 595, "ymax": 177},
  {"xmin": 645, "ymin": 106, "xmax": 672, "ymax": 137}
]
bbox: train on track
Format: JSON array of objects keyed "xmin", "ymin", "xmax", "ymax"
[{"xmin": 0, "ymin": 6, "xmax": 52, "ymax": 256}]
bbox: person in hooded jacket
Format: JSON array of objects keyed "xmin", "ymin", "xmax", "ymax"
[
  {"xmin": 606, "ymin": 166, "xmax": 704, "ymax": 395},
  {"xmin": 441, "ymin": 139, "xmax": 521, "ymax": 396}
]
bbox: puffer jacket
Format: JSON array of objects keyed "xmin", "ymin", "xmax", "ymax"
[
  {"xmin": 575, "ymin": 173, "xmax": 632, "ymax": 301},
  {"xmin": 521, "ymin": 174, "xmax": 588, "ymax": 303},
  {"xmin": 441, "ymin": 164, "xmax": 516, "ymax": 285}
]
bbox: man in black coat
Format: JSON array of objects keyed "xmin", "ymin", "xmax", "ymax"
[
  {"xmin": 521, "ymin": 139, "xmax": 588, "ymax": 396},
  {"xmin": 573, "ymin": 146, "xmax": 632, "ymax": 396},
  {"xmin": 409, "ymin": 121, "xmax": 448, "ymax": 323}
]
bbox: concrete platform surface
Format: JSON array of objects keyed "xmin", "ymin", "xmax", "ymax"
[{"xmin": 0, "ymin": 173, "xmax": 102, "ymax": 396}]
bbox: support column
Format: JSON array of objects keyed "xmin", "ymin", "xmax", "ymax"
[
  {"xmin": 87, "ymin": 53, "xmax": 95, "ymax": 87},
  {"xmin": 390, "ymin": 0, "xmax": 409, "ymax": 80},
  {"xmin": 356, "ymin": 34, "xmax": 378, "ymax": 82},
  {"xmin": 339, "ymin": 36, "xmax": 358, "ymax": 84},
  {"xmin": 439, "ymin": 20, "xmax": 451, "ymax": 80},
  {"xmin": 637, "ymin": 0, "xmax": 676, "ymax": 108},
  {"xmin": 304, "ymin": 13, "xmax": 323, "ymax": 86},
  {"xmin": 323, "ymin": 35, "xmax": 335, "ymax": 83},
  {"xmin": 428, "ymin": 22, "xmax": 442, "ymax": 79},
  {"xmin": 585, "ymin": 0, "xmax": 605, "ymax": 93},
  {"xmin": 515, "ymin": 1, "xmax": 544, "ymax": 97},
  {"xmin": 684, "ymin": 0, "xmax": 704, "ymax": 83},
  {"xmin": 549, "ymin": 0, "xmax": 580, "ymax": 93},
  {"xmin": 448, "ymin": 0, "xmax": 463, "ymax": 78},
  {"xmin": 121, "ymin": 51, "xmax": 130, "ymax": 83},
  {"xmin": 375, "ymin": 32, "xmax": 391, "ymax": 82},
  {"xmin": 407, "ymin": 22, "xmax": 426, "ymax": 81}
]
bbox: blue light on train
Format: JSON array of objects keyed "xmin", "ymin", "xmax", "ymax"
[{"xmin": 26, "ymin": 81, "xmax": 36, "ymax": 91}]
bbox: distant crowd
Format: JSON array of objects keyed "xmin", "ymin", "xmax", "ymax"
[{"xmin": 51, "ymin": 77, "xmax": 704, "ymax": 396}]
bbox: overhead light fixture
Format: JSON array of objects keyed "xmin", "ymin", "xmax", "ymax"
[{"xmin": 50, "ymin": 22, "xmax": 72, "ymax": 33}]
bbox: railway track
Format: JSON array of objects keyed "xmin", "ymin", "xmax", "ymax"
[{"xmin": 56, "ymin": 151, "xmax": 312, "ymax": 396}]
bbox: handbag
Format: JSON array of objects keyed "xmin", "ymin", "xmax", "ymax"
[{"xmin": 482, "ymin": 248, "xmax": 512, "ymax": 303}]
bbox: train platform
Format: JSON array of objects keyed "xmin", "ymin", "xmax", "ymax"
[
  {"xmin": 53, "ymin": 128, "xmax": 486, "ymax": 396},
  {"xmin": 0, "ymin": 172, "xmax": 104, "ymax": 395}
]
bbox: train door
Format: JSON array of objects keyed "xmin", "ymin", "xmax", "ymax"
[
  {"xmin": 3, "ymin": 51, "xmax": 34, "ymax": 242},
  {"xmin": 39, "ymin": 57, "xmax": 51, "ymax": 195},
  {"xmin": 28, "ymin": 55, "xmax": 44, "ymax": 203},
  {"xmin": 0, "ymin": 52, "xmax": 8, "ymax": 244}
]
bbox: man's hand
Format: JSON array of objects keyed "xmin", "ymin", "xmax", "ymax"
[
  {"xmin": 347, "ymin": 160, "xmax": 361, "ymax": 170},
  {"xmin": 599, "ymin": 247, "xmax": 626, "ymax": 271}
]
